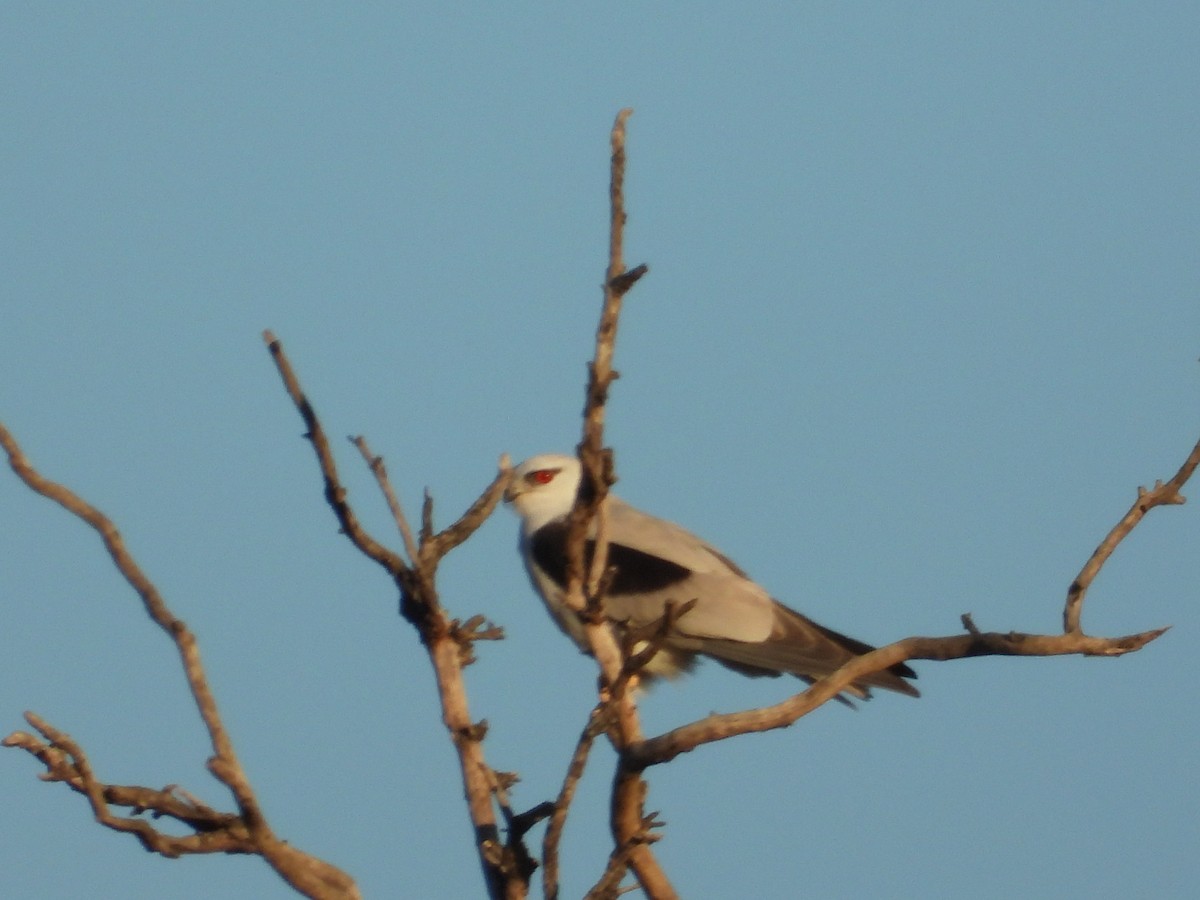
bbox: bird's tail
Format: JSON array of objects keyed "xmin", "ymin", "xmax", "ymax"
[{"xmin": 685, "ymin": 601, "xmax": 919, "ymax": 700}]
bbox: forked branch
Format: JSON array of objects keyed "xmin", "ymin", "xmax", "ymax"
[
  {"xmin": 546, "ymin": 110, "xmax": 1188, "ymax": 899},
  {"xmin": 0, "ymin": 420, "xmax": 359, "ymax": 900},
  {"xmin": 620, "ymin": 431, "xmax": 1192, "ymax": 768},
  {"xmin": 262, "ymin": 334, "xmax": 522, "ymax": 900}
]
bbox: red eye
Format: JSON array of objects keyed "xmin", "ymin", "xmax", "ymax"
[{"xmin": 528, "ymin": 468, "xmax": 557, "ymax": 485}]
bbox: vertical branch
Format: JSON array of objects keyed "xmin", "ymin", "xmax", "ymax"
[
  {"xmin": 559, "ymin": 108, "xmax": 674, "ymax": 900},
  {"xmin": 564, "ymin": 108, "xmax": 650, "ymax": 699},
  {"xmin": 542, "ymin": 705, "xmax": 611, "ymax": 900}
]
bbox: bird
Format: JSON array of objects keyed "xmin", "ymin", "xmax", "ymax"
[{"xmin": 504, "ymin": 453, "xmax": 918, "ymax": 701}]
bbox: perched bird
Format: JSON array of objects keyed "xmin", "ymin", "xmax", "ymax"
[{"xmin": 504, "ymin": 453, "xmax": 918, "ymax": 700}]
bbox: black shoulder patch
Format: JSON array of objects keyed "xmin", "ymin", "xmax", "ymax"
[{"xmin": 529, "ymin": 520, "xmax": 692, "ymax": 596}]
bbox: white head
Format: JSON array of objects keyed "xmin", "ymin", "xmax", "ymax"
[{"xmin": 504, "ymin": 453, "xmax": 582, "ymax": 531}]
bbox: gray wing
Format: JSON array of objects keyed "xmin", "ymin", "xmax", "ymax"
[
  {"xmin": 601, "ymin": 497, "xmax": 919, "ymax": 697},
  {"xmin": 600, "ymin": 497, "xmax": 778, "ymax": 642}
]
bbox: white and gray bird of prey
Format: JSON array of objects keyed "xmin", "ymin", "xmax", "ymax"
[{"xmin": 504, "ymin": 454, "xmax": 918, "ymax": 701}]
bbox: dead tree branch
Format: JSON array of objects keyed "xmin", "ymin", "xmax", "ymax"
[
  {"xmin": 1064, "ymin": 433, "xmax": 1200, "ymax": 632},
  {"xmin": 264, "ymin": 332, "xmax": 408, "ymax": 581},
  {"xmin": 262, "ymin": 333, "xmax": 525, "ymax": 899},
  {"xmin": 6, "ymin": 106, "xmax": 1187, "ymax": 900},
  {"xmin": 617, "ymin": 432, "xmax": 1191, "ymax": 768},
  {"xmin": 543, "ymin": 109, "xmax": 1186, "ymax": 900},
  {"xmin": 626, "ymin": 623, "xmax": 1169, "ymax": 769},
  {"xmin": 352, "ymin": 434, "xmax": 422, "ymax": 566},
  {"xmin": 559, "ymin": 108, "xmax": 676, "ymax": 900},
  {"xmin": 4, "ymin": 711, "xmax": 253, "ymax": 855},
  {"xmin": 0, "ymin": 420, "xmax": 359, "ymax": 900},
  {"xmin": 542, "ymin": 704, "xmax": 613, "ymax": 900}
]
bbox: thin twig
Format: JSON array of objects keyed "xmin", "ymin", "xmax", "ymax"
[
  {"xmin": 3, "ymin": 719, "xmax": 246, "ymax": 841},
  {"xmin": 420, "ymin": 457, "xmax": 512, "ymax": 569},
  {"xmin": 583, "ymin": 847, "xmax": 633, "ymax": 900},
  {"xmin": 487, "ymin": 768, "xmax": 546, "ymax": 891},
  {"xmin": 1064, "ymin": 433, "xmax": 1200, "ymax": 632},
  {"xmin": 8, "ymin": 712, "xmax": 254, "ymax": 856},
  {"xmin": 616, "ymin": 600, "xmax": 698, "ymax": 692},
  {"xmin": 263, "ymin": 331, "xmax": 407, "ymax": 579},
  {"xmin": 543, "ymin": 704, "xmax": 613, "ymax": 900},
  {"xmin": 351, "ymin": 435, "xmax": 421, "ymax": 566}
]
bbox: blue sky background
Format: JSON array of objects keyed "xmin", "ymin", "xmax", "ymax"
[{"xmin": 3, "ymin": 4, "xmax": 1198, "ymax": 898}]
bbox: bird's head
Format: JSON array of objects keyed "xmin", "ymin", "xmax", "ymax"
[{"xmin": 504, "ymin": 453, "xmax": 582, "ymax": 530}]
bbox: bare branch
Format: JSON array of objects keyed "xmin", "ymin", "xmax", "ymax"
[
  {"xmin": 4, "ymin": 712, "xmax": 253, "ymax": 856},
  {"xmin": 420, "ymin": 488, "xmax": 435, "ymax": 546},
  {"xmin": 583, "ymin": 848, "xmax": 632, "ymax": 900},
  {"xmin": 562, "ymin": 108, "xmax": 647, "ymax": 699},
  {"xmin": 543, "ymin": 704, "xmax": 613, "ymax": 900},
  {"xmin": 1, "ymin": 425, "xmax": 255, "ymax": 819},
  {"xmin": 0, "ymin": 419, "xmax": 359, "ymax": 899},
  {"xmin": 450, "ymin": 614, "xmax": 506, "ymax": 667},
  {"xmin": 611, "ymin": 430, "xmax": 1193, "ymax": 771},
  {"xmin": 1064, "ymin": 433, "xmax": 1200, "ymax": 632},
  {"xmin": 351, "ymin": 435, "xmax": 421, "ymax": 566},
  {"xmin": 263, "ymin": 331, "xmax": 407, "ymax": 579},
  {"xmin": 628, "ymin": 624, "xmax": 1169, "ymax": 769},
  {"xmin": 262, "ymin": 338, "xmax": 521, "ymax": 899},
  {"xmin": 617, "ymin": 600, "xmax": 699, "ymax": 693},
  {"xmin": 553, "ymin": 107, "xmax": 677, "ymax": 900},
  {"xmin": 420, "ymin": 456, "xmax": 512, "ymax": 569},
  {"xmin": 483, "ymin": 767, "xmax": 546, "ymax": 893},
  {"xmin": 608, "ymin": 769, "xmax": 675, "ymax": 899}
]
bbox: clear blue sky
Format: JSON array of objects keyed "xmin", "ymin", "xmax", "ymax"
[{"xmin": 3, "ymin": 4, "xmax": 1198, "ymax": 898}]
